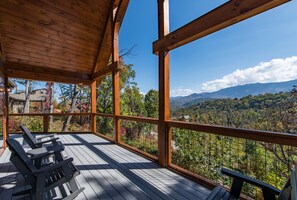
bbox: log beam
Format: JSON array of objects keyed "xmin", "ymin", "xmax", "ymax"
[
  {"xmin": 153, "ymin": 0, "xmax": 290, "ymax": 54},
  {"xmin": 92, "ymin": 2, "xmax": 113, "ymax": 74},
  {"xmin": 5, "ymin": 62, "xmax": 92, "ymax": 85},
  {"xmin": 93, "ymin": 0, "xmax": 129, "ymax": 74},
  {"xmin": 92, "ymin": 61, "xmax": 119, "ymax": 80},
  {"xmin": 114, "ymin": 0, "xmax": 130, "ymax": 25},
  {"xmin": 157, "ymin": 0, "xmax": 170, "ymax": 167}
]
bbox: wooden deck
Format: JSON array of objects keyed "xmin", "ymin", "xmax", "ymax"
[{"xmin": 0, "ymin": 134, "xmax": 210, "ymax": 200}]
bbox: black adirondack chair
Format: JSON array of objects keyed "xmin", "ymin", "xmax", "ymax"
[
  {"xmin": 20, "ymin": 124, "xmax": 62, "ymax": 149},
  {"xmin": 7, "ymin": 138, "xmax": 84, "ymax": 200},
  {"xmin": 20, "ymin": 124, "xmax": 66, "ymax": 168},
  {"xmin": 26, "ymin": 143, "xmax": 66, "ymax": 168},
  {"xmin": 206, "ymin": 167, "xmax": 297, "ymax": 200}
]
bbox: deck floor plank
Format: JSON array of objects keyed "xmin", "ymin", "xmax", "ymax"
[
  {"xmin": 70, "ymin": 135, "xmax": 169, "ymax": 200},
  {"xmin": 0, "ymin": 134, "xmax": 210, "ymax": 200},
  {"xmin": 60, "ymin": 135, "xmax": 107, "ymax": 200},
  {"xmin": 82, "ymin": 134, "xmax": 208, "ymax": 200},
  {"xmin": 61, "ymin": 135, "xmax": 125, "ymax": 200},
  {"xmin": 104, "ymin": 144, "xmax": 207, "ymax": 199},
  {"xmin": 89, "ymin": 139, "xmax": 191, "ymax": 199},
  {"xmin": 63, "ymin": 135, "xmax": 150, "ymax": 200}
]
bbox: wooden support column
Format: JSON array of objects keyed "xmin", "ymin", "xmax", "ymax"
[
  {"xmin": 91, "ymin": 81, "xmax": 97, "ymax": 133},
  {"xmin": 3, "ymin": 77, "xmax": 9, "ymax": 148},
  {"xmin": 157, "ymin": 0, "xmax": 171, "ymax": 167},
  {"xmin": 112, "ymin": 10, "xmax": 121, "ymax": 144}
]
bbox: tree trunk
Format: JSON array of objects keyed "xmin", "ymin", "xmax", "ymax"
[
  {"xmin": 24, "ymin": 80, "xmax": 32, "ymax": 113},
  {"xmin": 61, "ymin": 85, "xmax": 78, "ymax": 132}
]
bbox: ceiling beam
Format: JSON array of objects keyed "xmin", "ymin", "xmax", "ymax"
[
  {"xmin": 92, "ymin": 61, "xmax": 119, "ymax": 80},
  {"xmin": 153, "ymin": 0, "xmax": 290, "ymax": 54},
  {"xmin": 5, "ymin": 62, "xmax": 92, "ymax": 85},
  {"xmin": 92, "ymin": 0, "xmax": 130, "ymax": 74},
  {"xmin": 114, "ymin": 0, "xmax": 130, "ymax": 25},
  {"xmin": 92, "ymin": 2, "xmax": 113, "ymax": 74}
]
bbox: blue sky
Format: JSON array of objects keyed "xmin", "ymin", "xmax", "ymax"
[{"xmin": 119, "ymin": 1, "xmax": 297, "ymax": 97}]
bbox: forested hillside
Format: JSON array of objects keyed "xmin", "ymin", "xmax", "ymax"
[
  {"xmin": 172, "ymin": 89, "xmax": 297, "ymax": 133},
  {"xmin": 171, "ymin": 88, "xmax": 297, "ymax": 199},
  {"xmin": 171, "ymin": 79, "xmax": 297, "ymax": 110}
]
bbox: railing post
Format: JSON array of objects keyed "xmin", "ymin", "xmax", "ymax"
[
  {"xmin": 112, "ymin": 66, "xmax": 120, "ymax": 143},
  {"xmin": 91, "ymin": 81, "xmax": 97, "ymax": 133},
  {"xmin": 43, "ymin": 115, "xmax": 49, "ymax": 133},
  {"xmin": 157, "ymin": 0, "xmax": 170, "ymax": 167},
  {"xmin": 3, "ymin": 77, "xmax": 9, "ymax": 148}
]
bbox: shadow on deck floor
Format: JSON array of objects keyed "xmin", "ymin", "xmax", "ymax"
[{"xmin": 0, "ymin": 134, "xmax": 210, "ymax": 200}]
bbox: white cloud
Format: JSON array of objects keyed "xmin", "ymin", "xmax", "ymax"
[
  {"xmin": 201, "ymin": 56, "xmax": 297, "ymax": 92},
  {"xmin": 171, "ymin": 88, "xmax": 194, "ymax": 97}
]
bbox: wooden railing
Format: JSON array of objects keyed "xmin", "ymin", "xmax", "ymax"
[
  {"xmin": 8, "ymin": 113, "xmax": 92, "ymax": 134},
  {"xmin": 167, "ymin": 120, "xmax": 297, "ymax": 147},
  {"xmin": 93, "ymin": 113, "xmax": 297, "ymax": 197},
  {"xmin": 166, "ymin": 120, "xmax": 297, "ymax": 191},
  {"xmin": 94, "ymin": 113, "xmax": 159, "ymax": 161},
  {"xmin": 4, "ymin": 112, "xmax": 297, "ymax": 197}
]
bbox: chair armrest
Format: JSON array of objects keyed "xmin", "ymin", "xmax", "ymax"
[
  {"xmin": 30, "ymin": 152, "xmax": 53, "ymax": 160},
  {"xmin": 36, "ymin": 134, "xmax": 56, "ymax": 141},
  {"xmin": 35, "ymin": 137, "xmax": 59, "ymax": 145},
  {"xmin": 221, "ymin": 168, "xmax": 281, "ymax": 195},
  {"xmin": 33, "ymin": 158, "xmax": 73, "ymax": 174},
  {"xmin": 28, "ymin": 146, "xmax": 64, "ymax": 160}
]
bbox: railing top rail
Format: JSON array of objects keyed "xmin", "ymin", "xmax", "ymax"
[
  {"xmin": 9, "ymin": 113, "xmax": 91, "ymax": 116},
  {"xmin": 95, "ymin": 113, "xmax": 114, "ymax": 118},
  {"xmin": 7, "ymin": 113, "xmax": 297, "ymax": 147},
  {"xmin": 116, "ymin": 115, "xmax": 159, "ymax": 124},
  {"xmin": 168, "ymin": 120, "xmax": 297, "ymax": 147}
]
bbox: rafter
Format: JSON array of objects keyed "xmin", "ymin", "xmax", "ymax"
[
  {"xmin": 6, "ymin": 62, "xmax": 92, "ymax": 85},
  {"xmin": 153, "ymin": 0, "xmax": 290, "ymax": 54}
]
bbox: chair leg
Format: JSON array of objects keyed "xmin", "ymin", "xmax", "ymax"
[
  {"xmin": 35, "ymin": 175, "xmax": 46, "ymax": 200},
  {"xmin": 62, "ymin": 164, "xmax": 80, "ymax": 192},
  {"xmin": 59, "ymin": 184, "xmax": 68, "ymax": 197},
  {"xmin": 68, "ymin": 177, "xmax": 79, "ymax": 192}
]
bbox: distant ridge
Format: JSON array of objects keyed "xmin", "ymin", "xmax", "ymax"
[{"xmin": 171, "ymin": 79, "xmax": 297, "ymax": 110}]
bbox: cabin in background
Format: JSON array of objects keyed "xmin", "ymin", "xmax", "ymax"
[{"xmin": 9, "ymin": 89, "xmax": 46, "ymax": 113}]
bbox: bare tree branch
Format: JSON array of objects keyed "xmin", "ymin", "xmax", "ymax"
[{"xmin": 119, "ymin": 45, "xmax": 137, "ymax": 58}]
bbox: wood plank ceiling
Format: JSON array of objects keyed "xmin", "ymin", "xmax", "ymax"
[{"xmin": 0, "ymin": 0, "xmax": 122, "ymax": 84}]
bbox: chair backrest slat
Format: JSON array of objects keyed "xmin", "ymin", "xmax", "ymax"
[
  {"xmin": 7, "ymin": 138, "xmax": 36, "ymax": 172},
  {"xmin": 20, "ymin": 125, "xmax": 37, "ymax": 148}
]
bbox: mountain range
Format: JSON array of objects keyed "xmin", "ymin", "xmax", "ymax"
[{"xmin": 171, "ymin": 79, "xmax": 297, "ymax": 110}]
